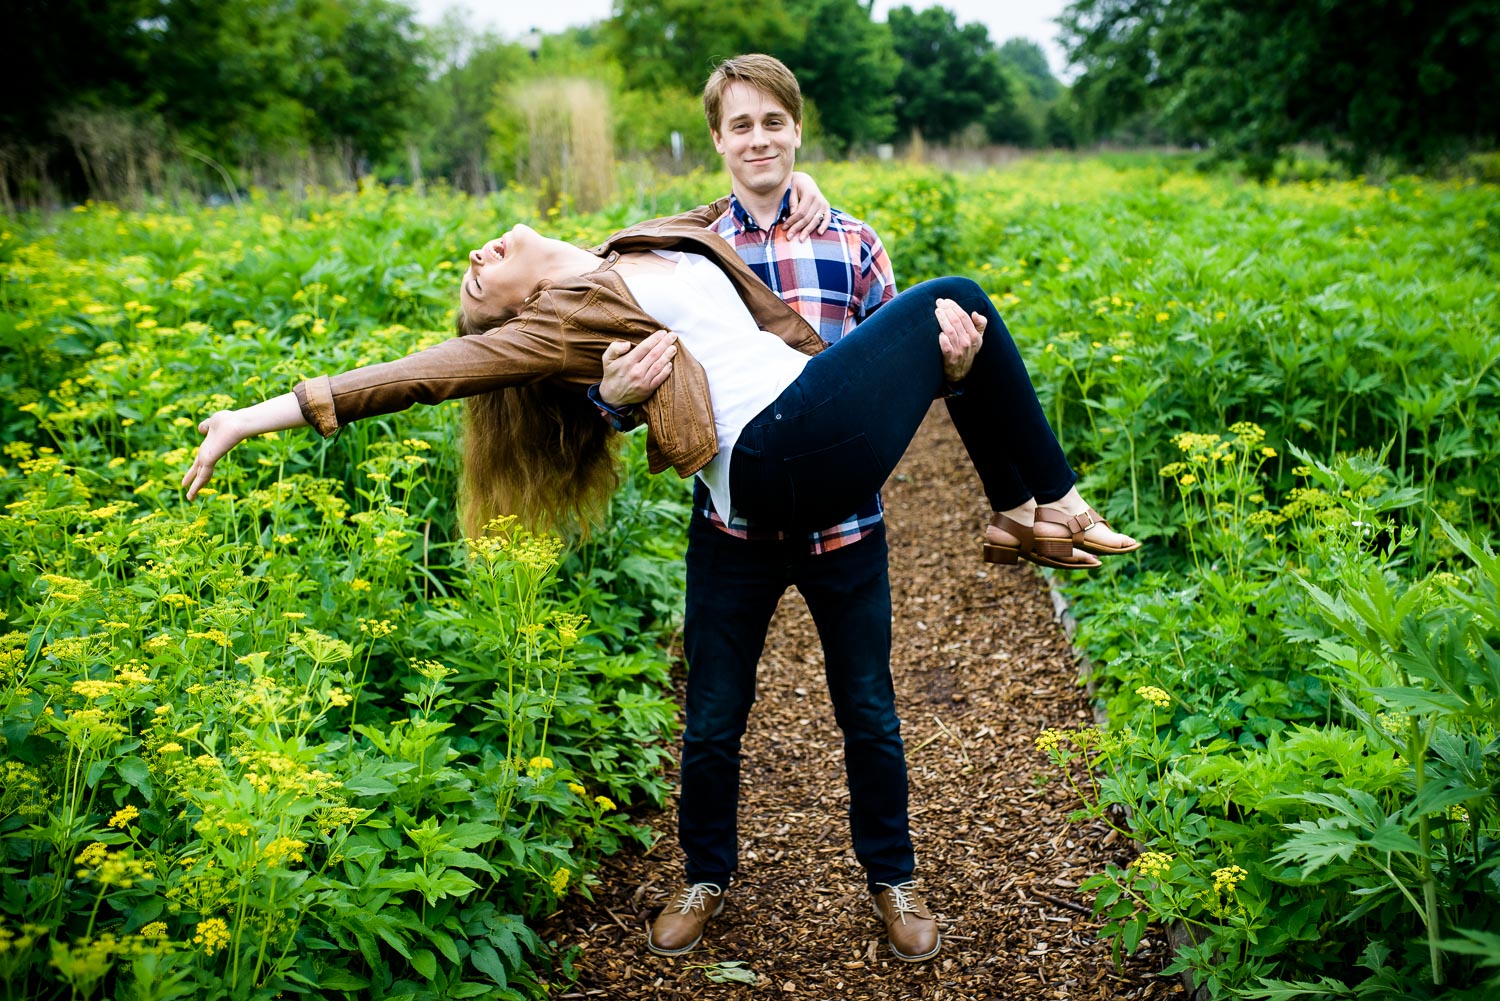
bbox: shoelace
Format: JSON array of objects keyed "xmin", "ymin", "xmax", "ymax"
[
  {"xmin": 876, "ymin": 881, "xmax": 922, "ymax": 925},
  {"xmin": 672, "ymin": 882, "xmax": 723, "ymax": 915}
]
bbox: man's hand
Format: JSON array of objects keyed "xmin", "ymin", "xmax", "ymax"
[
  {"xmin": 935, "ymin": 298, "xmax": 986, "ymax": 383},
  {"xmin": 785, "ymin": 171, "xmax": 831, "ymax": 241},
  {"xmin": 599, "ymin": 329, "xmax": 678, "ymax": 408}
]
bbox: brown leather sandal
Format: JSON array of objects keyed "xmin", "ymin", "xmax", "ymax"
[
  {"xmin": 1035, "ymin": 506, "xmax": 1141, "ymax": 556},
  {"xmin": 982, "ymin": 513, "xmax": 1101, "ymax": 570}
]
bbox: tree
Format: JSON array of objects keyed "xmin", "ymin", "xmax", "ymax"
[
  {"xmin": 609, "ymin": 0, "xmax": 800, "ymax": 93},
  {"xmin": 997, "ymin": 39, "xmax": 1060, "ymax": 102},
  {"xmin": 413, "ymin": 19, "xmax": 521, "ymax": 191},
  {"xmin": 1060, "ymin": 0, "xmax": 1500, "ymax": 174},
  {"xmin": 302, "ymin": 0, "xmax": 428, "ymax": 169},
  {"xmin": 782, "ymin": 0, "xmax": 899, "ymax": 152},
  {"xmin": 5, "ymin": 0, "xmax": 156, "ymax": 143},
  {"xmin": 886, "ymin": 5, "xmax": 1015, "ymax": 143}
]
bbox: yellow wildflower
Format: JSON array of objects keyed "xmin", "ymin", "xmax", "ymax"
[
  {"xmin": 550, "ymin": 868, "xmax": 571, "ymax": 895},
  {"xmin": 594, "ymin": 795, "xmax": 617, "ymax": 811},
  {"xmin": 1136, "ymin": 686, "xmax": 1172, "ymax": 709},
  {"xmin": 192, "ymin": 917, "xmax": 230, "ymax": 956},
  {"xmin": 1131, "ymin": 851, "xmax": 1174, "ymax": 880},
  {"xmin": 1212, "ymin": 864, "xmax": 1247, "ymax": 893},
  {"xmin": 108, "ymin": 805, "xmax": 140, "ymax": 828},
  {"xmin": 358, "ymin": 618, "xmax": 395, "ymax": 638},
  {"xmin": 568, "ymin": 783, "xmax": 587, "ymax": 796},
  {"xmin": 262, "ymin": 837, "xmax": 308, "ymax": 867},
  {"xmin": 75, "ymin": 842, "xmax": 109, "ymax": 867},
  {"xmin": 73, "ymin": 679, "xmax": 120, "ymax": 700},
  {"xmin": 1034, "ymin": 728, "xmax": 1064, "ymax": 753}
]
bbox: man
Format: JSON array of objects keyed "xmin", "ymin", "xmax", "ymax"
[{"xmin": 592, "ymin": 54, "xmax": 978, "ymax": 963}]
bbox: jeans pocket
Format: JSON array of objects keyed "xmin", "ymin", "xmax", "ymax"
[{"xmin": 782, "ymin": 433, "xmax": 883, "ymax": 530}]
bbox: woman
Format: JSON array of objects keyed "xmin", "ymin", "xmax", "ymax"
[{"xmin": 183, "ymin": 216, "xmax": 1138, "ymax": 568}]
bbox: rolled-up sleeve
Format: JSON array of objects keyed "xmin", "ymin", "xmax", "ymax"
[{"xmin": 293, "ymin": 375, "xmax": 339, "ymax": 438}]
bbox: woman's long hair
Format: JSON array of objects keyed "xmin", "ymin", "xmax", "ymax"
[{"xmin": 455, "ymin": 311, "xmax": 620, "ymax": 539}]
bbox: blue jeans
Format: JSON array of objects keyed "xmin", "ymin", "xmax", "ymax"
[
  {"xmin": 731, "ymin": 277, "xmax": 1076, "ymax": 531},
  {"xmin": 679, "ymin": 516, "xmax": 913, "ymax": 892}
]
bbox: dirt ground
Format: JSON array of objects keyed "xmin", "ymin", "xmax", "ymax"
[{"xmin": 545, "ymin": 406, "xmax": 1185, "ymax": 1000}]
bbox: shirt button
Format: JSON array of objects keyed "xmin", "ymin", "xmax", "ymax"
[{"xmin": 775, "ymin": 413, "xmax": 782, "ymax": 420}]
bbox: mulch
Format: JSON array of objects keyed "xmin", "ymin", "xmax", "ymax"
[{"xmin": 543, "ymin": 406, "xmax": 1186, "ymax": 1000}]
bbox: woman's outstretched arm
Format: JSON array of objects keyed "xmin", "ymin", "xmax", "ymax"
[{"xmin": 181, "ymin": 393, "xmax": 308, "ymax": 500}]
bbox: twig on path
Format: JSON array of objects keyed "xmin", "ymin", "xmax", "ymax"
[
  {"xmin": 931, "ymin": 714, "xmax": 971, "ymax": 766},
  {"xmin": 604, "ymin": 907, "xmax": 634, "ymax": 934},
  {"xmin": 1032, "ymin": 890, "xmax": 1090, "ymax": 915}
]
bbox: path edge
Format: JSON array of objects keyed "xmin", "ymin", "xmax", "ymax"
[{"xmin": 1044, "ymin": 576, "xmax": 1207, "ymax": 1001}]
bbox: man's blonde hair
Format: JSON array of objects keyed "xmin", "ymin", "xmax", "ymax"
[{"xmin": 703, "ymin": 53, "xmax": 803, "ymax": 133}]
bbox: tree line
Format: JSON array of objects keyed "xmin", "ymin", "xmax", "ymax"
[{"xmin": 4, "ymin": 0, "xmax": 1497, "ymax": 207}]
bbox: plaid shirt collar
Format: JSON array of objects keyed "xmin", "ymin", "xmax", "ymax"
[{"xmin": 726, "ymin": 189, "xmax": 793, "ymax": 235}]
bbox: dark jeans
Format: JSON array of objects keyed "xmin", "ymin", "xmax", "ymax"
[
  {"xmin": 731, "ymin": 277, "xmax": 1076, "ymax": 531},
  {"xmin": 679, "ymin": 516, "xmax": 913, "ymax": 892}
]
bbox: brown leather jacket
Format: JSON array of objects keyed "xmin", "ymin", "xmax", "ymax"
[{"xmin": 292, "ymin": 201, "xmax": 825, "ymax": 477}]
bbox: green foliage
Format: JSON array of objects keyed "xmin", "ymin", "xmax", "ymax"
[
  {"xmin": 986, "ymin": 40, "xmax": 1068, "ymax": 148},
  {"xmin": 4, "ymin": 153, "xmax": 1497, "ymax": 999},
  {"xmin": 782, "ymin": 0, "xmax": 900, "ymax": 152},
  {"xmin": 998, "ymin": 39, "xmax": 1061, "ymax": 103},
  {"xmin": 982, "ymin": 156, "xmax": 1500, "ymax": 994},
  {"xmin": 1061, "ymin": 0, "xmax": 1500, "ymax": 176},
  {"xmin": 886, "ymin": 5, "xmax": 1016, "ymax": 143},
  {"xmin": 413, "ymin": 27, "xmax": 524, "ymax": 190},
  {"xmin": 608, "ymin": 0, "xmax": 799, "ymax": 94},
  {"xmin": 0, "ymin": 183, "xmax": 694, "ymax": 999}
]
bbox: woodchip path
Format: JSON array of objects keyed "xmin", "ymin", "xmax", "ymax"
[{"xmin": 547, "ymin": 406, "xmax": 1186, "ymax": 1001}]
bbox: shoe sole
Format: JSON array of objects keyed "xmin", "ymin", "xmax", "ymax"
[
  {"xmin": 982, "ymin": 543, "xmax": 1099, "ymax": 571},
  {"xmin": 646, "ymin": 896, "xmax": 726, "ymax": 956},
  {"xmin": 1077, "ymin": 540, "xmax": 1143, "ymax": 556},
  {"xmin": 890, "ymin": 939, "xmax": 942, "ymax": 962}
]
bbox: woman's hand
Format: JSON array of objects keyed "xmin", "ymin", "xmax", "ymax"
[
  {"xmin": 935, "ymin": 298, "xmax": 986, "ymax": 383},
  {"xmin": 180, "ymin": 392, "xmax": 309, "ymax": 500},
  {"xmin": 785, "ymin": 171, "xmax": 832, "ymax": 241},
  {"xmin": 181, "ymin": 410, "xmax": 250, "ymax": 500}
]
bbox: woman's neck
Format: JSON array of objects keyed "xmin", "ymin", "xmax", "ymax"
[{"xmin": 546, "ymin": 241, "xmax": 607, "ymax": 282}]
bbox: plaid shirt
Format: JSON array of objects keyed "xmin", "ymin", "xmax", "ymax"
[{"xmin": 697, "ymin": 189, "xmax": 897, "ymax": 553}]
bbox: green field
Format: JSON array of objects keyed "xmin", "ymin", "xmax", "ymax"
[{"xmin": 2, "ymin": 157, "xmax": 1498, "ymax": 998}]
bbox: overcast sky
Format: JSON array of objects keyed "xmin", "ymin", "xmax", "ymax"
[{"xmin": 412, "ymin": 1, "xmax": 1076, "ymax": 79}]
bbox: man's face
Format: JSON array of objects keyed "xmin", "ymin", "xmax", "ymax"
[{"xmin": 711, "ymin": 81, "xmax": 801, "ymax": 200}]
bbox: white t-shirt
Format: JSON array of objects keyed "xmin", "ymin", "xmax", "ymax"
[{"xmin": 621, "ymin": 250, "xmax": 810, "ymax": 518}]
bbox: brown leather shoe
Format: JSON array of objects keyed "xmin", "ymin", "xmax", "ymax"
[
  {"xmin": 872, "ymin": 881, "xmax": 940, "ymax": 961},
  {"xmin": 647, "ymin": 883, "xmax": 726, "ymax": 956}
]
